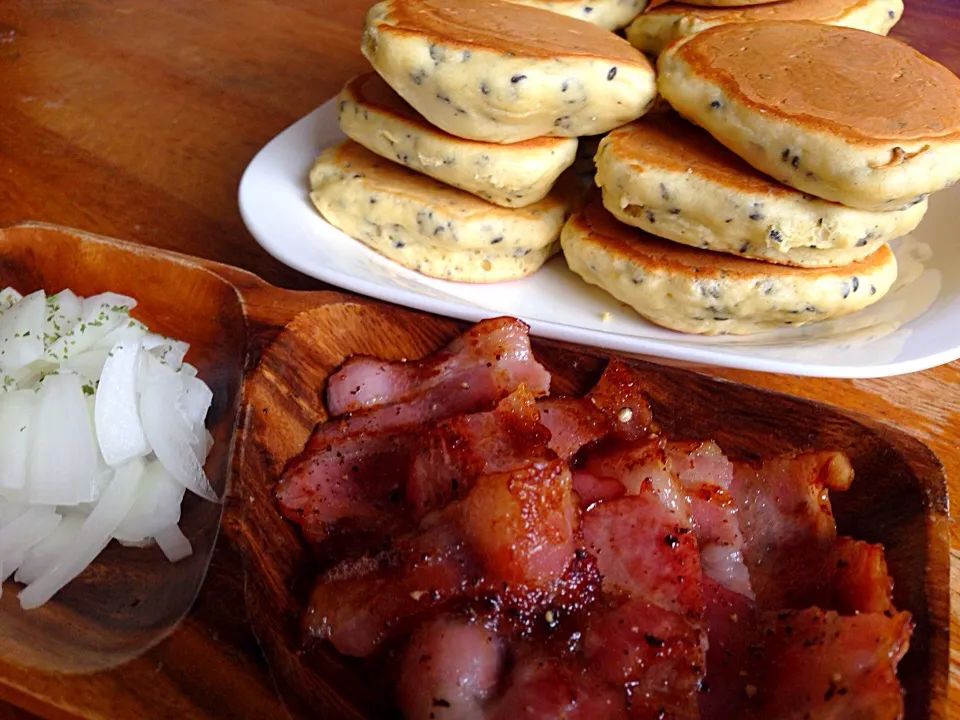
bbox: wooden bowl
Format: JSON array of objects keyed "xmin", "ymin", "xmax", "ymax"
[{"xmin": 0, "ymin": 223, "xmax": 947, "ymax": 719}]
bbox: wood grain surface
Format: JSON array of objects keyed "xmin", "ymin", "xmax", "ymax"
[{"xmin": 0, "ymin": 0, "xmax": 958, "ymax": 717}]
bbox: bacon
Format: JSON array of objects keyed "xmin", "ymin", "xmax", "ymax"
[
  {"xmin": 581, "ymin": 438, "xmax": 690, "ymax": 516},
  {"xmin": 699, "ymin": 577, "xmax": 911, "ymax": 720},
  {"xmin": 304, "ymin": 460, "xmax": 579, "ymax": 656},
  {"xmin": 490, "ymin": 653, "xmax": 628, "ymax": 720},
  {"xmin": 304, "ymin": 522, "xmax": 474, "ymax": 657},
  {"xmin": 536, "ymin": 396, "xmax": 610, "ymax": 460},
  {"xmin": 460, "ymin": 460, "xmax": 577, "ymax": 589},
  {"xmin": 278, "ymin": 323, "xmax": 552, "ymax": 543},
  {"xmin": 583, "ymin": 599, "xmax": 704, "ymax": 720},
  {"xmin": 395, "ymin": 616, "xmax": 504, "ymax": 720},
  {"xmin": 325, "ymin": 317, "xmax": 551, "ymax": 415},
  {"xmin": 731, "ymin": 451, "xmax": 854, "ymax": 609},
  {"xmin": 406, "ymin": 387, "xmax": 552, "ymax": 518},
  {"xmin": 666, "ymin": 441, "xmax": 752, "ymax": 598},
  {"xmin": 749, "ymin": 608, "xmax": 913, "ymax": 720},
  {"xmin": 780, "ymin": 537, "xmax": 895, "ymax": 615},
  {"xmin": 585, "ymin": 359, "xmax": 656, "ymax": 442},
  {"xmin": 582, "ymin": 492, "xmax": 702, "ymax": 617},
  {"xmin": 699, "ymin": 578, "xmax": 758, "ymax": 719}
]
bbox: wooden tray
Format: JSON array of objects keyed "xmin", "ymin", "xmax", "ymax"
[{"xmin": 0, "ymin": 223, "xmax": 947, "ymax": 720}]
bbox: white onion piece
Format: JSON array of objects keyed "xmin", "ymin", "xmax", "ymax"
[
  {"xmin": 154, "ymin": 523, "xmax": 192, "ymax": 563},
  {"xmin": 0, "ymin": 390, "xmax": 36, "ymax": 491},
  {"xmin": 19, "ymin": 458, "xmax": 143, "ymax": 610},
  {"xmin": 43, "ymin": 290, "xmax": 82, "ymax": 346},
  {"xmin": 46, "ymin": 293, "xmax": 135, "ymax": 361},
  {"xmin": 28, "ymin": 373, "xmax": 100, "ymax": 505},
  {"xmin": 15, "ymin": 513, "xmax": 85, "ymax": 586},
  {"xmin": 1, "ymin": 553, "xmax": 25, "ymax": 583},
  {"xmin": 113, "ymin": 460, "xmax": 185, "ymax": 542},
  {"xmin": 0, "ymin": 507, "xmax": 60, "ymax": 562},
  {"xmin": 0, "ymin": 504, "xmax": 27, "ymax": 528},
  {"xmin": 60, "ymin": 347, "xmax": 112, "ymax": 385},
  {"xmin": 0, "ymin": 287, "xmax": 24, "ymax": 312},
  {"xmin": 148, "ymin": 339, "xmax": 189, "ymax": 370},
  {"xmin": 0, "ymin": 290, "xmax": 45, "ymax": 373},
  {"xmin": 139, "ymin": 357, "xmax": 218, "ymax": 502},
  {"xmin": 94, "ymin": 341, "xmax": 149, "ymax": 466},
  {"xmin": 93, "ymin": 318, "xmax": 149, "ymax": 351}
]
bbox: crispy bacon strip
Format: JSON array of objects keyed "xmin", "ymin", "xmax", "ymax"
[
  {"xmin": 732, "ymin": 451, "xmax": 855, "ymax": 609},
  {"xmin": 326, "ymin": 317, "xmax": 550, "ymax": 415},
  {"xmin": 406, "ymin": 387, "xmax": 552, "ymax": 518},
  {"xmin": 278, "ymin": 320, "xmax": 551, "ymax": 543},
  {"xmin": 304, "ymin": 460, "xmax": 578, "ymax": 656}
]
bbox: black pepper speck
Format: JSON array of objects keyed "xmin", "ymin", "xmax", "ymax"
[
  {"xmin": 769, "ymin": 228, "xmax": 783, "ymax": 243},
  {"xmin": 511, "ymin": 74, "xmax": 526, "ymax": 83},
  {"xmin": 710, "ymin": 100, "xmax": 722, "ymax": 109},
  {"xmin": 607, "ymin": 66, "xmax": 617, "ymax": 81}
]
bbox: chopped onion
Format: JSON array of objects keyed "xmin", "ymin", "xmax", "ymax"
[
  {"xmin": 0, "ymin": 390, "xmax": 36, "ymax": 491},
  {"xmin": 0, "ymin": 285, "xmax": 216, "ymax": 610},
  {"xmin": 139, "ymin": 355, "xmax": 218, "ymax": 502},
  {"xmin": 19, "ymin": 458, "xmax": 143, "ymax": 610},
  {"xmin": 113, "ymin": 459, "xmax": 185, "ymax": 543},
  {"xmin": 0, "ymin": 290, "xmax": 45, "ymax": 373},
  {"xmin": 15, "ymin": 514, "xmax": 85, "ymax": 586},
  {"xmin": 0, "ymin": 288, "xmax": 23, "ymax": 312},
  {"xmin": 95, "ymin": 341, "xmax": 150, "ymax": 466},
  {"xmin": 154, "ymin": 523, "xmax": 193, "ymax": 563},
  {"xmin": 0, "ymin": 507, "xmax": 61, "ymax": 563},
  {"xmin": 43, "ymin": 290, "xmax": 82, "ymax": 346},
  {"xmin": 46, "ymin": 292, "xmax": 135, "ymax": 361}
]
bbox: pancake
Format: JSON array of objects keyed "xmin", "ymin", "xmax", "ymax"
[
  {"xmin": 657, "ymin": 22, "xmax": 960, "ymax": 210},
  {"xmin": 560, "ymin": 198, "xmax": 898, "ymax": 334},
  {"xmin": 626, "ymin": 0, "xmax": 901, "ymax": 55},
  {"xmin": 505, "ymin": 0, "xmax": 648, "ymax": 29},
  {"xmin": 337, "ymin": 73, "xmax": 578, "ymax": 208},
  {"xmin": 595, "ymin": 115, "xmax": 926, "ymax": 267},
  {"xmin": 683, "ymin": 0, "xmax": 805, "ymax": 5},
  {"xmin": 362, "ymin": 0, "xmax": 657, "ymax": 143},
  {"xmin": 309, "ymin": 140, "xmax": 572, "ymax": 283}
]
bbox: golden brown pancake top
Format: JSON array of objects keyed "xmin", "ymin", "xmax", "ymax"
[
  {"xmin": 343, "ymin": 74, "xmax": 571, "ymax": 150},
  {"xmin": 570, "ymin": 198, "xmax": 895, "ymax": 278},
  {"xmin": 647, "ymin": 0, "xmax": 881, "ymax": 22},
  {"xmin": 668, "ymin": 21, "xmax": 960, "ymax": 144},
  {"xmin": 320, "ymin": 141, "xmax": 569, "ymax": 217},
  {"xmin": 681, "ymin": 0, "xmax": 797, "ymax": 6},
  {"xmin": 605, "ymin": 114, "xmax": 803, "ymax": 197},
  {"xmin": 378, "ymin": 0, "xmax": 648, "ymax": 64}
]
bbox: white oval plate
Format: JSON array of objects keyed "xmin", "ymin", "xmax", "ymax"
[{"xmin": 239, "ymin": 99, "xmax": 960, "ymax": 378}]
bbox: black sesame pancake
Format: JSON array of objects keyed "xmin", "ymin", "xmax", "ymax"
[
  {"xmin": 560, "ymin": 198, "xmax": 898, "ymax": 335},
  {"xmin": 505, "ymin": 0, "xmax": 648, "ymax": 29},
  {"xmin": 361, "ymin": 0, "xmax": 657, "ymax": 143},
  {"xmin": 683, "ymin": 0, "xmax": 818, "ymax": 6},
  {"xmin": 309, "ymin": 141, "xmax": 574, "ymax": 283},
  {"xmin": 595, "ymin": 115, "xmax": 926, "ymax": 267},
  {"xmin": 626, "ymin": 0, "xmax": 902, "ymax": 55},
  {"xmin": 657, "ymin": 22, "xmax": 960, "ymax": 210},
  {"xmin": 337, "ymin": 73, "xmax": 578, "ymax": 208}
]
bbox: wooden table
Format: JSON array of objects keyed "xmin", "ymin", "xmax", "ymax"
[{"xmin": 1, "ymin": 1, "xmax": 957, "ymax": 717}]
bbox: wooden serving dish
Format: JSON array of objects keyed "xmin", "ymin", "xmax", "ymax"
[{"xmin": 0, "ymin": 223, "xmax": 947, "ymax": 720}]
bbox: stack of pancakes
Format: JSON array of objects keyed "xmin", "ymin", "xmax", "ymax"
[
  {"xmin": 308, "ymin": 0, "xmax": 659, "ymax": 283},
  {"xmin": 561, "ymin": 14, "xmax": 960, "ymax": 334},
  {"xmin": 306, "ymin": 0, "xmax": 960, "ymax": 335}
]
